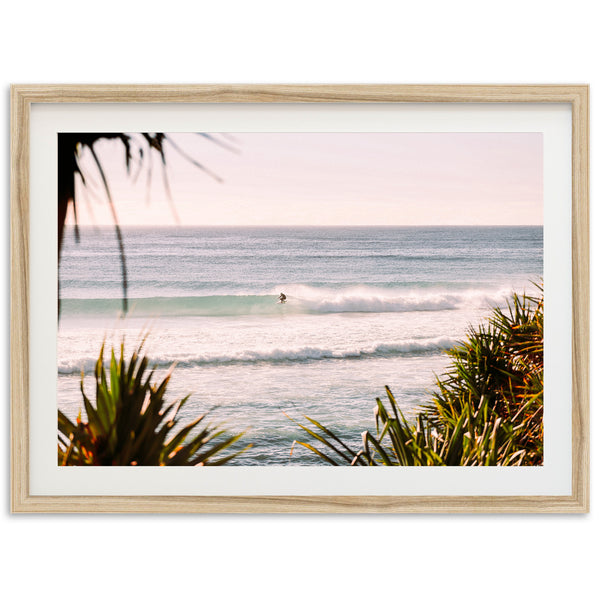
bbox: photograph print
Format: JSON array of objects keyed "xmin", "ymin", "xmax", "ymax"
[{"xmin": 56, "ymin": 132, "xmax": 543, "ymax": 467}]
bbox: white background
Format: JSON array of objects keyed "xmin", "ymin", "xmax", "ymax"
[{"xmin": 1, "ymin": 1, "xmax": 596, "ymax": 599}]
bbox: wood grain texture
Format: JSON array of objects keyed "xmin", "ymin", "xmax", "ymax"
[
  {"xmin": 570, "ymin": 86, "xmax": 590, "ymax": 512},
  {"xmin": 10, "ymin": 494, "xmax": 590, "ymax": 514},
  {"xmin": 10, "ymin": 85, "xmax": 30, "ymax": 513},
  {"xmin": 10, "ymin": 84, "xmax": 590, "ymax": 513},
  {"xmin": 8, "ymin": 83, "xmax": 590, "ymax": 104}
]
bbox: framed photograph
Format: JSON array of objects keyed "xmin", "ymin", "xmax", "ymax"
[{"xmin": 11, "ymin": 84, "xmax": 589, "ymax": 513}]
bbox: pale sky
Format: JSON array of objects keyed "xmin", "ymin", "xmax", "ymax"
[{"xmin": 68, "ymin": 132, "xmax": 543, "ymax": 226}]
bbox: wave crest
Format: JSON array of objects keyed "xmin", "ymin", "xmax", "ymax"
[
  {"xmin": 61, "ymin": 286, "xmax": 511, "ymax": 318},
  {"xmin": 57, "ymin": 336, "xmax": 457, "ymax": 374}
]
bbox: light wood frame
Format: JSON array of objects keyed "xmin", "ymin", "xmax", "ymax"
[{"xmin": 11, "ymin": 84, "xmax": 589, "ymax": 513}]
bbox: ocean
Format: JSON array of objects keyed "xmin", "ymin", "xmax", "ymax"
[{"xmin": 58, "ymin": 226, "xmax": 543, "ymax": 465}]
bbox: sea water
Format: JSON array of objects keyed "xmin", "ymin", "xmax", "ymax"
[{"xmin": 58, "ymin": 226, "xmax": 543, "ymax": 465}]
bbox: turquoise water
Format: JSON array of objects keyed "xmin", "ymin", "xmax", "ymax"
[{"xmin": 58, "ymin": 226, "xmax": 543, "ymax": 465}]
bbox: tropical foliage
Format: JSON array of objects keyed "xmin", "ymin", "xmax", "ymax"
[
  {"xmin": 58, "ymin": 343, "xmax": 249, "ymax": 466},
  {"xmin": 289, "ymin": 288, "xmax": 543, "ymax": 466}
]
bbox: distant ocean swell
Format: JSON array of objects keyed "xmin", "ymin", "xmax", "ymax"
[
  {"xmin": 57, "ymin": 336, "xmax": 458, "ymax": 374},
  {"xmin": 61, "ymin": 287, "xmax": 512, "ymax": 318}
]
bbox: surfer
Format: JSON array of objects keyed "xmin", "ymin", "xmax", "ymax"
[{"xmin": 278, "ymin": 292, "xmax": 287, "ymax": 304}]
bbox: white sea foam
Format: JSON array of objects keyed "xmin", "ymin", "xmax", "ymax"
[
  {"xmin": 284, "ymin": 284, "xmax": 515, "ymax": 314},
  {"xmin": 57, "ymin": 335, "xmax": 458, "ymax": 374}
]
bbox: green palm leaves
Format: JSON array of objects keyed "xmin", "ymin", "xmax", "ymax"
[
  {"xmin": 290, "ymin": 289, "xmax": 544, "ymax": 466},
  {"xmin": 58, "ymin": 344, "xmax": 249, "ymax": 466},
  {"xmin": 431, "ymin": 288, "xmax": 543, "ymax": 464}
]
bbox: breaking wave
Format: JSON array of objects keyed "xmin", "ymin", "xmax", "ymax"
[
  {"xmin": 61, "ymin": 285, "xmax": 511, "ymax": 318},
  {"xmin": 57, "ymin": 335, "xmax": 457, "ymax": 374}
]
